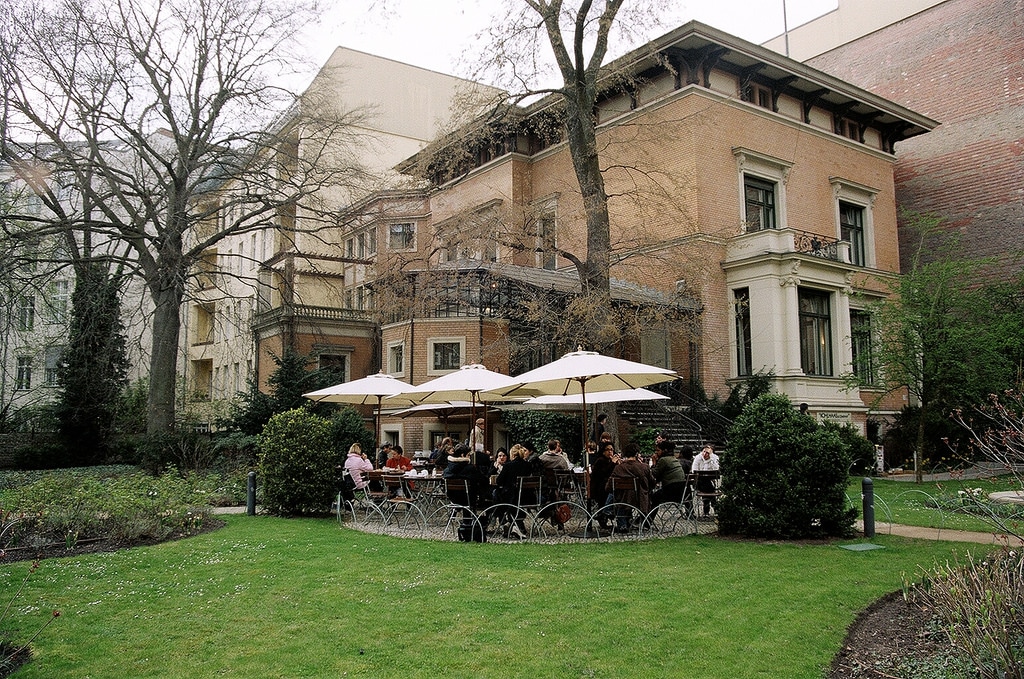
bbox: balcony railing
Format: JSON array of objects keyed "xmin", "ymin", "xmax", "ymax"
[
  {"xmin": 253, "ymin": 304, "xmax": 374, "ymax": 326},
  {"xmin": 727, "ymin": 227, "xmax": 850, "ymax": 264},
  {"xmin": 792, "ymin": 229, "xmax": 842, "ymax": 261}
]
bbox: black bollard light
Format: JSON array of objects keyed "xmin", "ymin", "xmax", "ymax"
[
  {"xmin": 862, "ymin": 477, "xmax": 874, "ymax": 538},
  {"xmin": 247, "ymin": 471, "xmax": 257, "ymax": 516}
]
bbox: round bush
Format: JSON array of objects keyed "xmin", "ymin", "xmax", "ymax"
[
  {"xmin": 717, "ymin": 394, "xmax": 857, "ymax": 539},
  {"xmin": 257, "ymin": 408, "xmax": 339, "ymax": 516}
]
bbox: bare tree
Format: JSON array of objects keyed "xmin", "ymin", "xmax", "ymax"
[
  {"xmin": 471, "ymin": 1, "xmax": 666, "ymax": 301},
  {"xmin": 0, "ymin": 0, "xmax": 371, "ymax": 434},
  {"xmin": 951, "ymin": 388, "xmax": 1024, "ymax": 542}
]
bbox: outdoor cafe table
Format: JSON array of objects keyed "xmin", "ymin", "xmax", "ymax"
[{"xmin": 402, "ymin": 471, "xmax": 446, "ymax": 512}]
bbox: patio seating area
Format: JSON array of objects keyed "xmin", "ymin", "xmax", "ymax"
[{"xmin": 335, "ymin": 470, "xmax": 718, "ymax": 542}]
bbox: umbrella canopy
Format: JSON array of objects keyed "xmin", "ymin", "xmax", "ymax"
[
  {"xmin": 390, "ymin": 364, "xmax": 519, "ymax": 406},
  {"xmin": 392, "ymin": 401, "xmax": 476, "ymax": 416},
  {"xmin": 499, "ymin": 350, "xmax": 677, "ymax": 398},
  {"xmin": 303, "ymin": 371, "xmax": 410, "ymax": 404},
  {"xmin": 521, "ymin": 387, "xmax": 669, "ymax": 407},
  {"xmin": 392, "ymin": 400, "xmax": 475, "ymax": 440},
  {"xmin": 303, "ymin": 372, "xmax": 411, "ymax": 447},
  {"xmin": 389, "ymin": 364, "xmax": 524, "ymax": 452},
  {"xmin": 499, "ymin": 350, "xmax": 677, "ymax": 465}
]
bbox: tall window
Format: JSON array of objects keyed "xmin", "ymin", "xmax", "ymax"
[
  {"xmin": 389, "ymin": 223, "xmax": 415, "ymax": 250},
  {"xmin": 850, "ymin": 311, "xmax": 875, "ymax": 385},
  {"xmin": 799, "ymin": 288, "xmax": 833, "ymax": 376},
  {"xmin": 840, "ymin": 202, "xmax": 865, "ymax": 266},
  {"xmin": 743, "ymin": 82, "xmax": 773, "ymax": 110},
  {"xmin": 430, "ymin": 339, "xmax": 462, "ymax": 373},
  {"xmin": 734, "ymin": 288, "xmax": 752, "ymax": 376},
  {"xmin": 743, "ymin": 177, "xmax": 776, "ymax": 231},
  {"xmin": 16, "ymin": 357, "xmax": 32, "ymax": 390},
  {"xmin": 49, "ymin": 280, "xmax": 70, "ymax": 324},
  {"xmin": 319, "ymin": 354, "xmax": 348, "ymax": 382},
  {"xmin": 537, "ymin": 215, "xmax": 557, "ymax": 270},
  {"xmin": 18, "ymin": 296, "xmax": 35, "ymax": 331},
  {"xmin": 44, "ymin": 346, "xmax": 63, "ymax": 386},
  {"xmin": 388, "ymin": 342, "xmax": 405, "ymax": 376}
]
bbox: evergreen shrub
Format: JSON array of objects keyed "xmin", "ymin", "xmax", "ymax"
[
  {"xmin": 502, "ymin": 410, "xmax": 582, "ymax": 462},
  {"xmin": 717, "ymin": 394, "xmax": 856, "ymax": 539},
  {"xmin": 329, "ymin": 407, "xmax": 375, "ymax": 457},
  {"xmin": 257, "ymin": 408, "xmax": 338, "ymax": 516}
]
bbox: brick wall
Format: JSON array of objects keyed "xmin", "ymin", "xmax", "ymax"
[{"xmin": 807, "ymin": 0, "xmax": 1024, "ymax": 275}]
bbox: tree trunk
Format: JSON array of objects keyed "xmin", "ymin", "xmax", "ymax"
[
  {"xmin": 148, "ymin": 284, "xmax": 183, "ymax": 434},
  {"xmin": 915, "ymin": 400, "xmax": 925, "ymax": 484},
  {"xmin": 562, "ymin": 93, "xmax": 611, "ymax": 296}
]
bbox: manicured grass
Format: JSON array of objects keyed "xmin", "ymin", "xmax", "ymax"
[
  {"xmin": 847, "ymin": 475, "xmax": 1024, "ymax": 533},
  {"xmin": 3, "ymin": 514, "xmax": 980, "ymax": 678}
]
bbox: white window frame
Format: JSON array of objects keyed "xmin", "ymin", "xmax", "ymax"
[
  {"xmin": 427, "ymin": 336, "xmax": 465, "ymax": 375},
  {"xmin": 388, "ymin": 222, "xmax": 416, "ymax": 252},
  {"xmin": 18, "ymin": 295, "xmax": 35, "ymax": 332},
  {"xmin": 16, "ymin": 356, "xmax": 32, "ymax": 390},
  {"xmin": 49, "ymin": 279, "xmax": 70, "ymax": 325},
  {"xmin": 733, "ymin": 148, "xmax": 792, "ymax": 233},
  {"xmin": 830, "ymin": 177, "xmax": 878, "ymax": 268},
  {"xmin": 387, "ymin": 340, "xmax": 406, "ymax": 378}
]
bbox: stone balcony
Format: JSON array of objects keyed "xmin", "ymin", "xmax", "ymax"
[{"xmin": 725, "ymin": 227, "xmax": 852, "ymax": 265}]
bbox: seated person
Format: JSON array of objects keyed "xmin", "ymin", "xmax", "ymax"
[
  {"xmin": 691, "ymin": 444, "xmax": 721, "ymax": 515},
  {"xmin": 343, "ymin": 443, "xmax": 373, "ymax": 491},
  {"xmin": 651, "ymin": 439, "xmax": 689, "ymax": 513},
  {"xmin": 538, "ymin": 439, "xmax": 570, "ymax": 498},
  {"xmin": 384, "ymin": 445, "xmax": 413, "ymax": 472},
  {"xmin": 606, "ymin": 443, "xmax": 655, "ymax": 530},
  {"xmin": 589, "ymin": 442, "xmax": 618, "ymax": 528},
  {"xmin": 490, "ymin": 448, "xmax": 508, "ymax": 476},
  {"xmin": 443, "ymin": 444, "xmax": 483, "ymax": 510},
  {"xmin": 494, "ymin": 444, "xmax": 532, "ymax": 538},
  {"xmin": 431, "ymin": 438, "xmax": 452, "ymax": 474}
]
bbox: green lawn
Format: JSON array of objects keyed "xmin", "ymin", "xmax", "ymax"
[
  {"xmin": 847, "ymin": 474, "xmax": 1024, "ymax": 533},
  {"xmin": 2, "ymin": 514, "xmax": 983, "ymax": 678}
]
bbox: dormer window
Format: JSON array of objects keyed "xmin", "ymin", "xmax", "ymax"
[{"xmin": 742, "ymin": 82, "xmax": 773, "ymax": 110}]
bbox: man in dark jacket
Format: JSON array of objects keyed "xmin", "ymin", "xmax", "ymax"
[{"xmin": 606, "ymin": 443, "xmax": 655, "ymax": 530}]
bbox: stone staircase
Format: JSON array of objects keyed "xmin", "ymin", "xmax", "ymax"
[{"xmin": 616, "ymin": 399, "xmax": 730, "ymax": 451}]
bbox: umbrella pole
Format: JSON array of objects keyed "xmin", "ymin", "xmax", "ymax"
[
  {"xmin": 580, "ymin": 379, "xmax": 590, "ymax": 469},
  {"xmin": 374, "ymin": 395, "xmax": 383, "ymax": 453}
]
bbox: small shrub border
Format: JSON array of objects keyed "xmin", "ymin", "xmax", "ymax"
[{"xmin": 0, "ymin": 468, "xmax": 216, "ymax": 551}]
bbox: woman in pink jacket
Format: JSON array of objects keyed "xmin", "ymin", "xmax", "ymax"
[{"xmin": 344, "ymin": 443, "xmax": 374, "ymax": 490}]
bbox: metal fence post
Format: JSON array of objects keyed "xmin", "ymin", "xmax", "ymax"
[
  {"xmin": 862, "ymin": 477, "xmax": 874, "ymax": 538},
  {"xmin": 247, "ymin": 471, "xmax": 257, "ymax": 516}
]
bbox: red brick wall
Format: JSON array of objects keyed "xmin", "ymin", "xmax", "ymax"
[{"xmin": 806, "ymin": 0, "xmax": 1024, "ymax": 275}]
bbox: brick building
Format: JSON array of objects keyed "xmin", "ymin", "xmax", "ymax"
[
  {"xmin": 765, "ymin": 0, "xmax": 1024, "ymax": 276},
  {"xmin": 369, "ymin": 21, "xmax": 935, "ymax": 451}
]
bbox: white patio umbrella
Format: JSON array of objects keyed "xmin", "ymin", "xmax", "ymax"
[
  {"xmin": 392, "ymin": 400, "xmax": 475, "ymax": 439},
  {"xmin": 521, "ymin": 387, "xmax": 669, "ymax": 408},
  {"xmin": 303, "ymin": 371, "xmax": 411, "ymax": 448},
  {"xmin": 389, "ymin": 364, "xmax": 524, "ymax": 451},
  {"xmin": 498, "ymin": 349, "xmax": 678, "ymax": 465}
]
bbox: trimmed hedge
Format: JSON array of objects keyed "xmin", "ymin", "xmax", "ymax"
[
  {"xmin": 717, "ymin": 394, "xmax": 857, "ymax": 539},
  {"xmin": 257, "ymin": 409, "xmax": 339, "ymax": 516}
]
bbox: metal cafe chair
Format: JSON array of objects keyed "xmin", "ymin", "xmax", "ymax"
[
  {"xmin": 438, "ymin": 478, "xmax": 478, "ymax": 540},
  {"xmin": 554, "ymin": 470, "xmax": 585, "ymax": 505},
  {"xmin": 607, "ymin": 476, "xmax": 640, "ymax": 534},
  {"xmin": 692, "ymin": 471, "xmax": 722, "ymax": 517},
  {"xmin": 379, "ymin": 475, "xmax": 426, "ymax": 536},
  {"xmin": 516, "ymin": 476, "xmax": 549, "ymax": 539}
]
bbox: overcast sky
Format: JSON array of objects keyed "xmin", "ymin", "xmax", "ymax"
[{"xmin": 297, "ymin": 0, "xmax": 839, "ymax": 83}]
